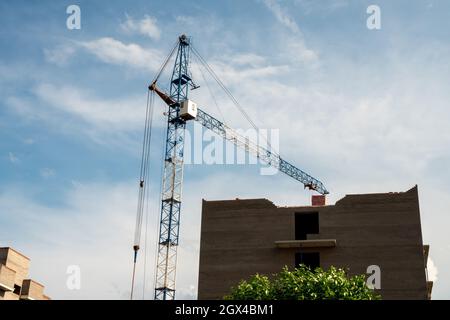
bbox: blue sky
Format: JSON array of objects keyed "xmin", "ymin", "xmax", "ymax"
[{"xmin": 1, "ymin": 0, "xmax": 449, "ymax": 299}]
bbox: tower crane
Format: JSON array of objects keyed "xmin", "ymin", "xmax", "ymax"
[{"xmin": 131, "ymin": 34, "xmax": 329, "ymax": 300}]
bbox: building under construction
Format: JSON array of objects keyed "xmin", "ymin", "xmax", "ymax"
[
  {"xmin": 0, "ymin": 247, "xmax": 50, "ymax": 300},
  {"xmin": 198, "ymin": 186, "xmax": 432, "ymax": 300}
]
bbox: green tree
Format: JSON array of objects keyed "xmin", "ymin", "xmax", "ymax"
[{"xmin": 224, "ymin": 265, "xmax": 380, "ymax": 300}]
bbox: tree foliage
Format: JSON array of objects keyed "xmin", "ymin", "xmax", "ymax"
[{"xmin": 224, "ymin": 265, "xmax": 380, "ymax": 300}]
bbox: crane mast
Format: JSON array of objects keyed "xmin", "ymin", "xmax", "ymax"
[{"xmin": 153, "ymin": 34, "xmax": 192, "ymax": 300}]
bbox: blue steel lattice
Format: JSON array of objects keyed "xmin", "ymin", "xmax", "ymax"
[{"xmin": 154, "ymin": 35, "xmax": 191, "ymax": 300}]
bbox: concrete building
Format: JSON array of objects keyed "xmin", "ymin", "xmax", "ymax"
[
  {"xmin": 0, "ymin": 247, "xmax": 50, "ymax": 300},
  {"xmin": 198, "ymin": 186, "xmax": 432, "ymax": 300}
]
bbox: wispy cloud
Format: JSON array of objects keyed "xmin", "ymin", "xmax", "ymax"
[
  {"xmin": 32, "ymin": 83, "xmax": 145, "ymax": 131},
  {"xmin": 263, "ymin": 0, "xmax": 300, "ymax": 33},
  {"xmin": 120, "ymin": 14, "xmax": 161, "ymax": 40},
  {"xmin": 6, "ymin": 83, "xmax": 150, "ymax": 149},
  {"xmin": 44, "ymin": 45, "xmax": 76, "ymax": 66},
  {"xmin": 294, "ymin": 0, "xmax": 349, "ymax": 15},
  {"xmin": 262, "ymin": 0, "xmax": 318, "ymax": 65},
  {"xmin": 44, "ymin": 37, "xmax": 164, "ymax": 71},
  {"xmin": 229, "ymin": 53, "xmax": 267, "ymax": 67},
  {"xmin": 204, "ymin": 60, "xmax": 289, "ymax": 84},
  {"xmin": 79, "ymin": 37, "xmax": 163, "ymax": 71}
]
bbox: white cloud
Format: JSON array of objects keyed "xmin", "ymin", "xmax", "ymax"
[
  {"xmin": 262, "ymin": 0, "xmax": 318, "ymax": 65},
  {"xmin": 204, "ymin": 60, "xmax": 288, "ymax": 84},
  {"xmin": 6, "ymin": 82, "xmax": 153, "ymax": 150},
  {"xmin": 8, "ymin": 152, "xmax": 19, "ymax": 164},
  {"xmin": 263, "ymin": 0, "xmax": 300, "ymax": 34},
  {"xmin": 44, "ymin": 45, "xmax": 76, "ymax": 66},
  {"xmin": 294, "ymin": 0, "xmax": 349, "ymax": 15},
  {"xmin": 44, "ymin": 37, "xmax": 164, "ymax": 71},
  {"xmin": 120, "ymin": 14, "xmax": 161, "ymax": 40},
  {"xmin": 79, "ymin": 37, "xmax": 163, "ymax": 71},
  {"xmin": 285, "ymin": 38, "xmax": 319, "ymax": 64},
  {"xmin": 427, "ymin": 256, "xmax": 438, "ymax": 282},
  {"xmin": 33, "ymin": 83, "xmax": 145, "ymax": 131},
  {"xmin": 229, "ymin": 53, "xmax": 266, "ymax": 67}
]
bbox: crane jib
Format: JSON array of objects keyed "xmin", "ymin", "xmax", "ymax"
[
  {"xmin": 194, "ymin": 108, "xmax": 329, "ymax": 195},
  {"xmin": 148, "ymin": 83, "xmax": 329, "ymax": 195}
]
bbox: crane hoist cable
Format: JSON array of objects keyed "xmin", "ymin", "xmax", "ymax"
[
  {"xmin": 191, "ymin": 46, "xmax": 254, "ymax": 127},
  {"xmin": 190, "ymin": 46, "xmax": 275, "ymax": 153},
  {"xmin": 141, "ymin": 135, "xmax": 152, "ymax": 299},
  {"xmin": 131, "ymin": 90, "xmax": 154, "ymax": 299},
  {"xmin": 152, "ymin": 39, "xmax": 179, "ymax": 85},
  {"xmin": 131, "ymin": 40, "xmax": 180, "ymax": 300},
  {"xmin": 192, "ymin": 54, "xmax": 226, "ymax": 124}
]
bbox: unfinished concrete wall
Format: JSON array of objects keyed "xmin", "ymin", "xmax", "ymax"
[
  {"xmin": 0, "ymin": 247, "xmax": 50, "ymax": 300},
  {"xmin": 197, "ymin": 186, "xmax": 429, "ymax": 300},
  {"xmin": 0, "ymin": 247, "xmax": 30, "ymax": 287}
]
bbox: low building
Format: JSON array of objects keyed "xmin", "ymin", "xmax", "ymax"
[
  {"xmin": 0, "ymin": 247, "xmax": 50, "ymax": 300},
  {"xmin": 198, "ymin": 186, "xmax": 432, "ymax": 300}
]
